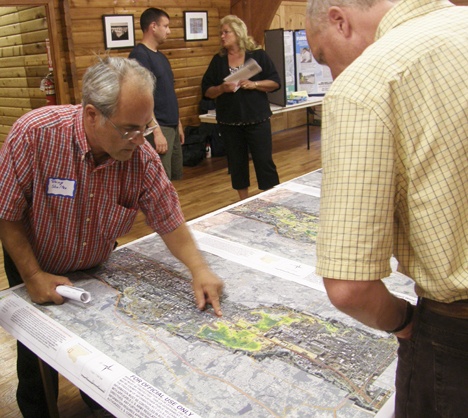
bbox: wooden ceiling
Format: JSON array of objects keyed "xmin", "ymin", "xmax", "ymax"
[{"xmin": 231, "ymin": 0, "xmax": 284, "ymax": 44}]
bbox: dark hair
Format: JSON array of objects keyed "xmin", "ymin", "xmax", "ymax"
[{"xmin": 140, "ymin": 8, "xmax": 170, "ymax": 32}]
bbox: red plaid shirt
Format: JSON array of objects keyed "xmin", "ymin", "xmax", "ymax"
[{"xmin": 0, "ymin": 105, "xmax": 184, "ymax": 274}]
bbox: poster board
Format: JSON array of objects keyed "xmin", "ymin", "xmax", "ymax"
[
  {"xmin": 294, "ymin": 29, "xmax": 333, "ymax": 96},
  {"xmin": 265, "ymin": 29, "xmax": 296, "ymax": 106}
]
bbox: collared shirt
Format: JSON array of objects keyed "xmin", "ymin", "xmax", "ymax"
[
  {"xmin": 0, "ymin": 105, "xmax": 184, "ymax": 275},
  {"xmin": 316, "ymin": 0, "xmax": 468, "ymax": 302}
]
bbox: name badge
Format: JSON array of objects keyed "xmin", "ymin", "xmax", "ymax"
[{"xmin": 47, "ymin": 178, "xmax": 76, "ymax": 198}]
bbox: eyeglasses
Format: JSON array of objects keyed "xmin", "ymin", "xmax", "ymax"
[
  {"xmin": 106, "ymin": 117, "xmax": 158, "ymax": 141},
  {"xmin": 220, "ymin": 30, "xmax": 233, "ymax": 36}
]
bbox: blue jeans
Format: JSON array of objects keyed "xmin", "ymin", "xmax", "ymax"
[{"xmin": 395, "ymin": 300, "xmax": 468, "ymax": 417}]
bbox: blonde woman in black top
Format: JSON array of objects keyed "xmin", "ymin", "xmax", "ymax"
[{"xmin": 202, "ymin": 15, "xmax": 281, "ymax": 200}]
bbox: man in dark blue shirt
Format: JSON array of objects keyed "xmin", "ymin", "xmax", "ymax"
[{"xmin": 129, "ymin": 7, "xmax": 185, "ymax": 180}]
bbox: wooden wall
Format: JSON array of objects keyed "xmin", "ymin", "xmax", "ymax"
[
  {"xmin": 1, "ymin": 0, "xmax": 467, "ymax": 144},
  {"xmin": 0, "ymin": 0, "xmax": 231, "ymax": 145},
  {"xmin": 0, "ymin": 6, "xmax": 49, "ymax": 142},
  {"xmin": 271, "ymin": 0, "xmax": 307, "ymax": 31},
  {"xmin": 60, "ymin": 0, "xmax": 230, "ymax": 126}
]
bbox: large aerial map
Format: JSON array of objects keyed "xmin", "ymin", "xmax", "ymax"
[{"xmin": 0, "ymin": 170, "xmax": 416, "ymax": 417}]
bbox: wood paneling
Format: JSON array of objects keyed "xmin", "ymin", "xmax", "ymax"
[
  {"xmin": 0, "ymin": 0, "xmax": 316, "ymax": 144},
  {"xmin": 0, "ymin": 0, "xmax": 65, "ymax": 146},
  {"xmin": 0, "ymin": 0, "xmax": 229, "ymax": 143},
  {"xmin": 271, "ymin": 0, "xmax": 307, "ymax": 30},
  {"xmin": 57, "ymin": 1, "xmax": 229, "ymax": 129},
  {"xmin": 1, "ymin": 0, "xmax": 466, "ymax": 144},
  {"xmin": 0, "ymin": 5, "xmax": 48, "ymax": 145}
]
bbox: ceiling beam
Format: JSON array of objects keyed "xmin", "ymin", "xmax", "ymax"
[{"xmin": 231, "ymin": 0, "xmax": 283, "ymax": 45}]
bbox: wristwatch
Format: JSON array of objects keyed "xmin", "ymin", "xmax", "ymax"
[{"xmin": 386, "ymin": 301, "xmax": 414, "ymax": 334}]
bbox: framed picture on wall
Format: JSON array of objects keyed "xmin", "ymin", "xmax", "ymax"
[
  {"xmin": 183, "ymin": 11, "xmax": 208, "ymax": 41},
  {"xmin": 102, "ymin": 14, "xmax": 135, "ymax": 49}
]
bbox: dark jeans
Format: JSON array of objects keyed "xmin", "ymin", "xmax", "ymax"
[
  {"xmin": 220, "ymin": 120, "xmax": 279, "ymax": 191},
  {"xmin": 3, "ymin": 249, "xmax": 101, "ymax": 417},
  {"xmin": 395, "ymin": 299, "xmax": 468, "ymax": 417}
]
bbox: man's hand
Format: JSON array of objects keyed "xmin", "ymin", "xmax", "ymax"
[
  {"xmin": 154, "ymin": 129, "xmax": 168, "ymax": 154},
  {"xmin": 160, "ymin": 224, "xmax": 224, "ymax": 316},
  {"xmin": 24, "ymin": 270, "xmax": 73, "ymax": 305},
  {"xmin": 178, "ymin": 121, "xmax": 185, "ymax": 145},
  {"xmin": 0, "ymin": 219, "xmax": 73, "ymax": 305},
  {"xmin": 394, "ymin": 322, "xmax": 413, "ymax": 340},
  {"xmin": 192, "ymin": 267, "xmax": 224, "ymax": 317}
]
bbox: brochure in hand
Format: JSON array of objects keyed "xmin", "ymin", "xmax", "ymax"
[{"xmin": 224, "ymin": 58, "xmax": 262, "ymax": 91}]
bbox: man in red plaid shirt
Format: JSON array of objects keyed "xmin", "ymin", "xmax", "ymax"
[{"xmin": 0, "ymin": 57, "xmax": 223, "ymax": 417}]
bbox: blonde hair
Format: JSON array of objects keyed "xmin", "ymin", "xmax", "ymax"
[{"xmin": 218, "ymin": 15, "xmax": 261, "ymax": 55}]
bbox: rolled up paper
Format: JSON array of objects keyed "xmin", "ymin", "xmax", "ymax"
[{"xmin": 56, "ymin": 285, "xmax": 91, "ymax": 303}]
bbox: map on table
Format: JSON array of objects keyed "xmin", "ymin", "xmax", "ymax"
[{"xmin": 1, "ymin": 170, "xmax": 416, "ymax": 417}]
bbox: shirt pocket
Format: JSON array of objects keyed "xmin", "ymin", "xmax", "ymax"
[{"xmin": 97, "ymin": 204, "xmax": 138, "ymax": 242}]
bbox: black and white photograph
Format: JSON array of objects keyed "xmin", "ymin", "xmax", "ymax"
[{"xmin": 103, "ymin": 14, "xmax": 135, "ymax": 49}]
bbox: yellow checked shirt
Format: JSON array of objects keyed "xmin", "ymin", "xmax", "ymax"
[{"xmin": 316, "ymin": 0, "xmax": 468, "ymax": 303}]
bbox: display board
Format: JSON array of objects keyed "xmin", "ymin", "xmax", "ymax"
[
  {"xmin": 294, "ymin": 30, "xmax": 333, "ymax": 96},
  {"xmin": 264, "ymin": 29, "xmax": 295, "ymax": 106}
]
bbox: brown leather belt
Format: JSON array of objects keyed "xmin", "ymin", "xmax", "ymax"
[{"xmin": 421, "ymin": 298, "xmax": 468, "ymax": 319}]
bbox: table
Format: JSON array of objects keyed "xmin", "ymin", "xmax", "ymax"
[
  {"xmin": 199, "ymin": 97, "xmax": 324, "ymax": 149},
  {"xmin": 0, "ymin": 170, "xmax": 415, "ymax": 417}
]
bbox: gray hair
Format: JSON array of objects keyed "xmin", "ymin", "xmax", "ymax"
[
  {"xmin": 82, "ymin": 56, "xmax": 156, "ymax": 118},
  {"xmin": 306, "ymin": 0, "xmax": 382, "ymax": 31}
]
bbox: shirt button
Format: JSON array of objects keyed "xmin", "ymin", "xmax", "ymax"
[
  {"xmin": 83, "ymin": 242, "xmax": 87, "ymax": 246},
  {"xmin": 86, "ymin": 218, "xmax": 90, "ymax": 222},
  {"xmin": 89, "ymin": 193, "xmax": 94, "ymax": 198}
]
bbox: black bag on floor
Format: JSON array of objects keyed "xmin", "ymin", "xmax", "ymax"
[
  {"xmin": 210, "ymin": 126, "xmax": 225, "ymax": 157},
  {"xmin": 183, "ymin": 126, "xmax": 206, "ymax": 167},
  {"xmin": 199, "ymin": 123, "xmax": 225, "ymax": 157}
]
